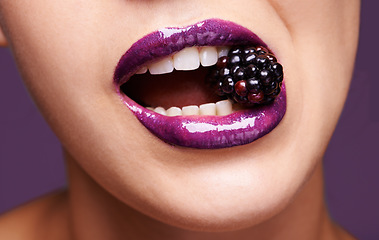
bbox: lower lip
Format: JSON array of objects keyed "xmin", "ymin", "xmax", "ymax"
[{"xmin": 118, "ymin": 85, "xmax": 286, "ymax": 149}]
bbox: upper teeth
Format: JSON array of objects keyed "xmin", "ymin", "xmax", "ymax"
[{"xmin": 136, "ymin": 46, "xmax": 230, "ymax": 75}]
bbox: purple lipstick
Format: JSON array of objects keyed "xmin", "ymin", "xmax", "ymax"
[{"xmin": 114, "ymin": 19, "xmax": 286, "ymax": 149}]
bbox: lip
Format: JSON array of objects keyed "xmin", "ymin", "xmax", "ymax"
[{"xmin": 114, "ymin": 18, "xmax": 286, "ymax": 149}]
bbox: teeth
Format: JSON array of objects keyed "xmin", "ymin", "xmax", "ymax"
[
  {"xmin": 216, "ymin": 100, "xmax": 233, "ymax": 116},
  {"xmin": 217, "ymin": 46, "xmax": 230, "ymax": 58},
  {"xmin": 182, "ymin": 105, "xmax": 200, "ymax": 116},
  {"xmin": 150, "ymin": 100, "xmax": 235, "ymax": 117},
  {"xmin": 173, "ymin": 47, "xmax": 200, "ymax": 71},
  {"xmin": 148, "ymin": 56, "xmax": 174, "ymax": 75},
  {"xmin": 140, "ymin": 46, "xmax": 234, "ymax": 117},
  {"xmin": 136, "ymin": 66, "xmax": 148, "ymax": 74},
  {"xmin": 199, "ymin": 103, "xmax": 216, "ymax": 115},
  {"xmin": 154, "ymin": 107, "xmax": 167, "ymax": 115},
  {"xmin": 142, "ymin": 46, "xmax": 230, "ymax": 75},
  {"xmin": 199, "ymin": 46, "xmax": 218, "ymax": 67},
  {"xmin": 167, "ymin": 107, "xmax": 182, "ymax": 116}
]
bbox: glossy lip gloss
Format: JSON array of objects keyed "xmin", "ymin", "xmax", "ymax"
[{"xmin": 114, "ymin": 19, "xmax": 286, "ymax": 149}]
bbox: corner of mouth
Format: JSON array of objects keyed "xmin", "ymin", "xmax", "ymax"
[{"xmin": 113, "ymin": 18, "xmax": 287, "ymax": 149}]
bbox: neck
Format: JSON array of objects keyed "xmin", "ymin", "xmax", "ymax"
[{"xmin": 65, "ymin": 150, "xmax": 340, "ymax": 240}]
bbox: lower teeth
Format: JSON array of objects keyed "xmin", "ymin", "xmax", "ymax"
[{"xmin": 148, "ymin": 99, "xmax": 236, "ymax": 117}]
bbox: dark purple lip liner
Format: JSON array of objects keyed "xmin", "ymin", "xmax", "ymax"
[{"xmin": 115, "ymin": 19, "xmax": 286, "ymax": 149}]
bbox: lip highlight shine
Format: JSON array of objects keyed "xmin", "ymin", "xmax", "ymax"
[{"xmin": 114, "ymin": 19, "xmax": 286, "ymax": 149}]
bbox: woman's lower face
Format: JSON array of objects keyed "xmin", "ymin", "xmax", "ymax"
[{"xmin": 0, "ymin": 0, "xmax": 359, "ymax": 231}]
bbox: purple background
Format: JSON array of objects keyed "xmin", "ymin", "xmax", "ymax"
[{"xmin": 0, "ymin": 2, "xmax": 378, "ymax": 239}]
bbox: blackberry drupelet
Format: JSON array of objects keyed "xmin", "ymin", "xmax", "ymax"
[{"xmin": 207, "ymin": 46, "xmax": 283, "ymax": 106}]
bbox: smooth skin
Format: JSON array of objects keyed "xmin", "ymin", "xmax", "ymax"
[{"xmin": 0, "ymin": 1, "xmax": 359, "ymax": 239}]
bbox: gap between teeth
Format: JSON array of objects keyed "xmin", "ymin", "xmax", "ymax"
[
  {"xmin": 146, "ymin": 99, "xmax": 243, "ymax": 116},
  {"xmin": 138, "ymin": 46, "xmax": 231, "ymax": 75}
]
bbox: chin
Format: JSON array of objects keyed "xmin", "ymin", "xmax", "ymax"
[{"xmin": 99, "ymin": 138, "xmax": 315, "ymax": 232}]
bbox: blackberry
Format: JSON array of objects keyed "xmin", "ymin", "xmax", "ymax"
[
  {"xmin": 245, "ymin": 53, "xmax": 258, "ymax": 65},
  {"xmin": 221, "ymin": 76, "xmax": 234, "ymax": 94},
  {"xmin": 235, "ymin": 80, "xmax": 248, "ymax": 97},
  {"xmin": 246, "ymin": 78, "xmax": 261, "ymax": 93},
  {"xmin": 232, "ymin": 66, "xmax": 245, "ymax": 80},
  {"xmin": 217, "ymin": 56, "xmax": 228, "ymax": 68},
  {"xmin": 206, "ymin": 45, "xmax": 283, "ymax": 106}
]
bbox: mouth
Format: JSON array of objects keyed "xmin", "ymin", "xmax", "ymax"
[{"xmin": 114, "ymin": 19, "xmax": 286, "ymax": 149}]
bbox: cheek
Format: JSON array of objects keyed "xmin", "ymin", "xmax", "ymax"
[
  {"xmin": 291, "ymin": 26, "xmax": 357, "ymax": 149},
  {"xmin": 1, "ymin": 1, "xmax": 126, "ymax": 134},
  {"xmin": 273, "ymin": 0, "xmax": 359, "ymax": 158}
]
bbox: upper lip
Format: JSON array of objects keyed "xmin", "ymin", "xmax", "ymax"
[{"xmin": 114, "ymin": 18, "xmax": 268, "ymax": 86}]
